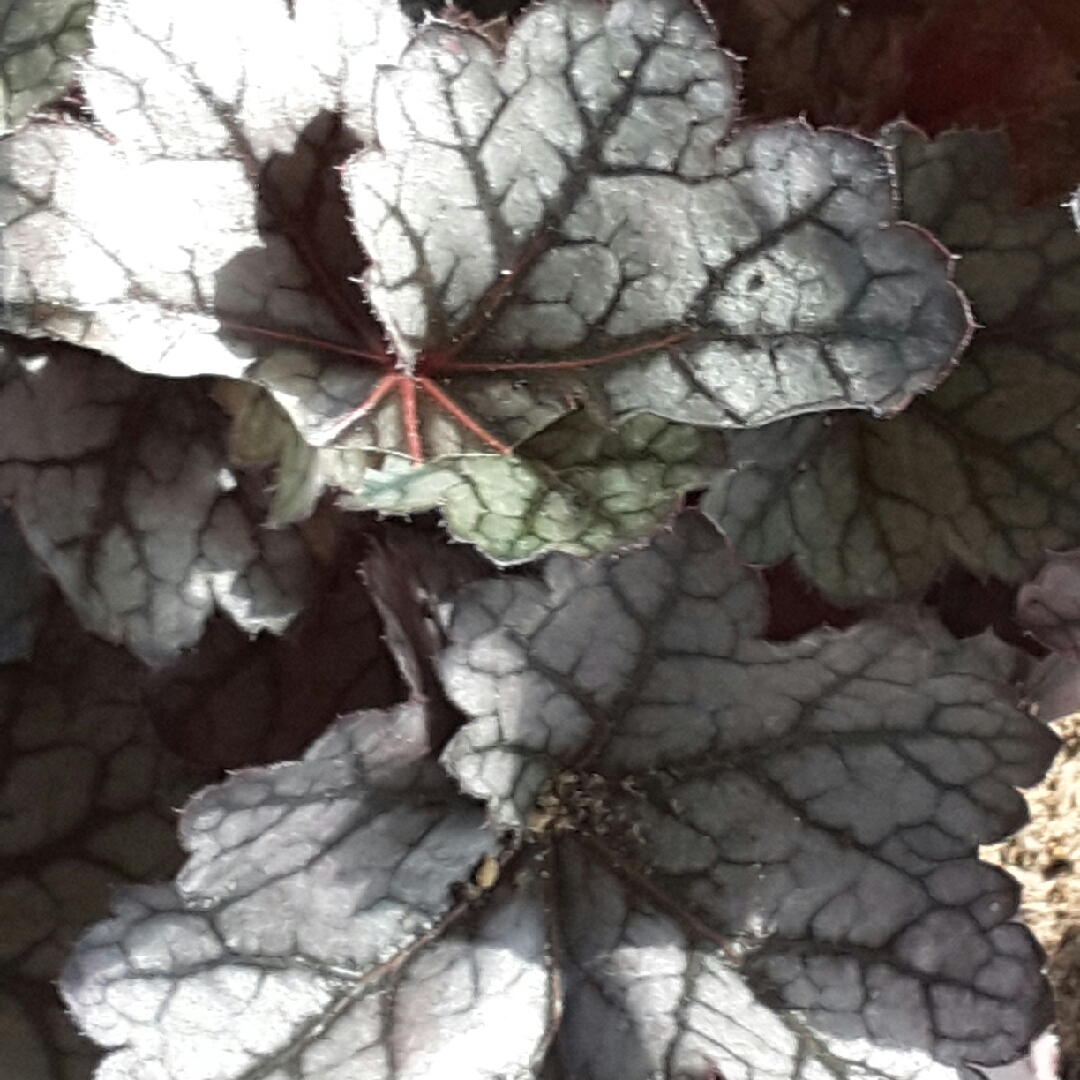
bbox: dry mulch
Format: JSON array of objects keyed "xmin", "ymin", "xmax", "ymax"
[{"xmin": 984, "ymin": 712, "xmax": 1080, "ymax": 1077}]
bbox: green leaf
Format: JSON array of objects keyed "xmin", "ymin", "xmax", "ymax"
[{"xmin": 224, "ymin": 379, "xmax": 721, "ymax": 562}]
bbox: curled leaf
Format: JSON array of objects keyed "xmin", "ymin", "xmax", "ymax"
[{"xmin": 1017, "ymin": 550, "xmax": 1080, "ymax": 659}]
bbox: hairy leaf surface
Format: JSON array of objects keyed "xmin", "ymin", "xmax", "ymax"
[
  {"xmin": 705, "ymin": 129, "xmax": 1080, "ymax": 603},
  {"xmin": 438, "ymin": 514, "xmax": 1056, "ymax": 1075},
  {"xmin": 0, "ymin": 338, "xmax": 312, "ymax": 663},
  {"xmin": 59, "ymin": 702, "xmax": 521, "ymax": 1080},
  {"xmin": 0, "ymin": 0, "xmax": 969, "ymax": 557},
  {"xmin": 62, "ymin": 515, "xmax": 1058, "ymax": 1077},
  {"xmin": 223, "ymin": 377, "xmax": 724, "ymax": 561}
]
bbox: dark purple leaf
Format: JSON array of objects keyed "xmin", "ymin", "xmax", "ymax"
[
  {"xmin": 0, "ymin": 506, "xmax": 46, "ymax": 661},
  {"xmin": 0, "ymin": 593, "xmax": 214, "ymax": 1080},
  {"xmin": 146, "ymin": 540, "xmax": 403, "ymax": 770}
]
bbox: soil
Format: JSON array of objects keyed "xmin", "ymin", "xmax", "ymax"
[{"xmin": 984, "ymin": 712, "xmax": 1080, "ymax": 1078}]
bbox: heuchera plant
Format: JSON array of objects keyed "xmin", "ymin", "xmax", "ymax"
[
  {"xmin": 0, "ymin": 0, "xmax": 1076, "ymax": 1076},
  {"xmin": 0, "ymin": 0, "xmax": 969, "ymax": 566}
]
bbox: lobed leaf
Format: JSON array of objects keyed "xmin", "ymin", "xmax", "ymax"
[
  {"xmin": 340, "ymin": 0, "xmax": 967, "ymax": 439},
  {"xmin": 59, "ymin": 702, "xmax": 521, "ymax": 1080},
  {"xmin": 705, "ymin": 128, "xmax": 1080, "ymax": 604},
  {"xmin": 61, "ymin": 514, "xmax": 1059, "ymax": 1078},
  {"xmin": 229, "ymin": 383, "xmax": 725, "ymax": 562},
  {"xmin": 438, "ymin": 514, "xmax": 1056, "ymax": 1074},
  {"xmin": 0, "ymin": 338, "xmax": 313, "ymax": 663},
  {"xmin": 0, "ymin": 0, "xmax": 412, "ymax": 371}
]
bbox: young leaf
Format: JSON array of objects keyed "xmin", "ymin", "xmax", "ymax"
[
  {"xmin": 705, "ymin": 128, "xmax": 1080, "ymax": 604},
  {"xmin": 0, "ymin": 0, "xmax": 92, "ymax": 135},
  {"xmin": 0, "ymin": 338, "xmax": 312, "ymax": 663},
  {"xmin": 62, "ymin": 513, "xmax": 1058, "ymax": 1077},
  {"xmin": 225, "ymin": 377, "xmax": 725, "ymax": 561},
  {"xmin": 0, "ymin": 506, "xmax": 45, "ymax": 661},
  {"xmin": 1, "ymin": 0, "xmax": 970, "ymax": 558}
]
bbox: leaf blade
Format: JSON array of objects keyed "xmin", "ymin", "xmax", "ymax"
[{"xmin": 705, "ymin": 128, "xmax": 1080, "ymax": 604}]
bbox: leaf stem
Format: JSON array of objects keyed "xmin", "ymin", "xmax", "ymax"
[
  {"xmin": 430, "ymin": 331, "xmax": 691, "ymax": 373},
  {"xmin": 217, "ymin": 319, "xmax": 391, "ymax": 365},
  {"xmin": 401, "ymin": 375, "xmax": 423, "ymax": 462}
]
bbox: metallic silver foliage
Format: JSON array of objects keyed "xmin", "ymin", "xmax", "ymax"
[
  {"xmin": 59, "ymin": 703, "xmax": 527, "ymax": 1080},
  {"xmin": 0, "ymin": 0, "xmax": 970, "ymax": 558},
  {"xmin": 61, "ymin": 515, "xmax": 1057, "ymax": 1078},
  {"xmin": 346, "ymin": 0, "xmax": 969, "ymax": 433},
  {"xmin": 439, "ymin": 514, "xmax": 1056, "ymax": 1076},
  {"xmin": 704, "ymin": 128, "xmax": 1080, "ymax": 603},
  {"xmin": 0, "ymin": 343, "xmax": 312, "ymax": 663}
]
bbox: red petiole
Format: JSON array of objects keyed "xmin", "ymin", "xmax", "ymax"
[{"xmin": 220, "ymin": 317, "xmax": 677, "ymax": 463}]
